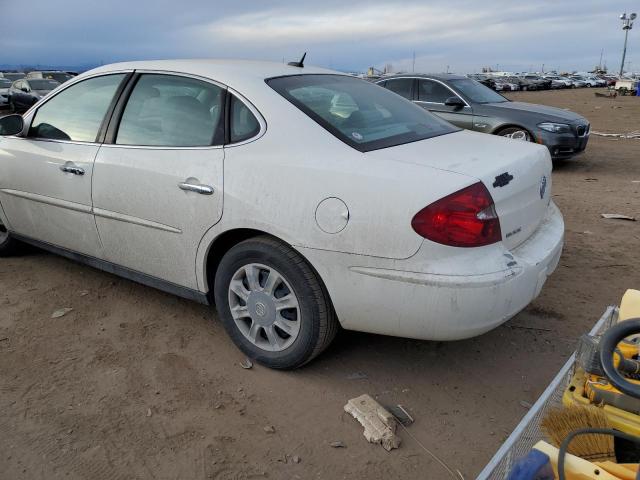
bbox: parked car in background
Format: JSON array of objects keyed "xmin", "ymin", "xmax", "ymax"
[
  {"xmin": 0, "ymin": 78, "xmax": 12, "ymax": 108},
  {"xmin": 0, "ymin": 72, "xmax": 26, "ymax": 82},
  {"xmin": 572, "ymin": 75, "xmax": 606, "ymax": 87},
  {"xmin": 26, "ymin": 70, "xmax": 74, "ymax": 84},
  {"xmin": 520, "ymin": 74, "xmax": 552, "ymax": 90},
  {"xmin": 542, "ymin": 75, "xmax": 573, "ymax": 88},
  {"xmin": 0, "ymin": 59, "xmax": 564, "ymax": 368},
  {"xmin": 8, "ymin": 78, "xmax": 59, "ymax": 112},
  {"xmin": 468, "ymin": 74, "xmax": 496, "ymax": 90},
  {"xmin": 377, "ymin": 73, "xmax": 590, "ymax": 159},
  {"xmin": 568, "ymin": 76, "xmax": 588, "ymax": 88},
  {"xmin": 493, "ymin": 78, "xmax": 519, "ymax": 91},
  {"xmin": 504, "ymin": 76, "xmax": 537, "ymax": 91}
]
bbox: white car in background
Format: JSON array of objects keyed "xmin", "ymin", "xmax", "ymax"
[{"xmin": 0, "ymin": 60, "xmax": 564, "ymax": 369}]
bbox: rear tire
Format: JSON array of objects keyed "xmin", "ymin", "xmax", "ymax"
[{"xmin": 213, "ymin": 236, "xmax": 338, "ymax": 369}]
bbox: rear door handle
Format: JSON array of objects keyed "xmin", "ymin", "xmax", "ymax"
[
  {"xmin": 60, "ymin": 164, "xmax": 85, "ymax": 176},
  {"xmin": 178, "ymin": 182, "xmax": 214, "ymax": 195}
]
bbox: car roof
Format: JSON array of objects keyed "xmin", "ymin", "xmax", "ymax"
[
  {"xmin": 84, "ymin": 59, "xmax": 340, "ymax": 94},
  {"xmin": 377, "ymin": 73, "xmax": 468, "ymax": 82}
]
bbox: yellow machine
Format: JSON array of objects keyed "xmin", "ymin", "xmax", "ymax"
[{"xmin": 563, "ymin": 290, "xmax": 640, "ymax": 436}]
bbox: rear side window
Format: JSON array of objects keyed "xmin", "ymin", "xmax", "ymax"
[
  {"xmin": 30, "ymin": 74, "xmax": 125, "ymax": 142},
  {"xmin": 230, "ymin": 95, "xmax": 260, "ymax": 143},
  {"xmin": 384, "ymin": 78, "xmax": 413, "ymax": 100},
  {"xmin": 417, "ymin": 79, "xmax": 454, "ymax": 103},
  {"xmin": 116, "ymin": 74, "xmax": 224, "ymax": 147},
  {"xmin": 267, "ymin": 74, "xmax": 457, "ymax": 153}
]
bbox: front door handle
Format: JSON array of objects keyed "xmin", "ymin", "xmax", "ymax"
[
  {"xmin": 60, "ymin": 164, "xmax": 85, "ymax": 176},
  {"xmin": 178, "ymin": 182, "xmax": 214, "ymax": 195}
]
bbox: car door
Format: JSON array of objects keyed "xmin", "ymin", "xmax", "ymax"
[
  {"xmin": 415, "ymin": 79, "xmax": 474, "ymax": 129},
  {"xmin": 92, "ymin": 72, "xmax": 225, "ymax": 290},
  {"xmin": 0, "ymin": 73, "xmax": 129, "ymax": 258}
]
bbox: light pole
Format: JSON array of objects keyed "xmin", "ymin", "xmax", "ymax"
[{"xmin": 619, "ymin": 12, "xmax": 637, "ymax": 77}]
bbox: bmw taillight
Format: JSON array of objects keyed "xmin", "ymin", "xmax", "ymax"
[{"xmin": 411, "ymin": 182, "xmax": 502, "ymax": 248}]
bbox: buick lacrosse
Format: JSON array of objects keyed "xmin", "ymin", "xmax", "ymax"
[{"xmin": 0, "ymin": 60, "xmax": 564, "ymax": 368}]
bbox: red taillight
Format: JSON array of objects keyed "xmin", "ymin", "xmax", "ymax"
[{"xmin": 411, "ymin": 182, "xmax": 502, "ymax": 248}]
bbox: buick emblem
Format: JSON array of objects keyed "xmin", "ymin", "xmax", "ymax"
[
  {"xmin": 255, "ymin": 302, "xmax": 266, "ymax": 317},
  {"xmin": 539, "ymin": 175, "xmax": 547, "ymax": 199}
]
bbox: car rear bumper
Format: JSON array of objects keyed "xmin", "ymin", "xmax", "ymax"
[{"xmin": 299, "ymin": 201, "xmax": 564, "ymax": 341}]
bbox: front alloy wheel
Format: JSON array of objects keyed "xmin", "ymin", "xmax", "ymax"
[{"xmin": 498, "ymin": 127, "xmax": 532, "ymax": 142}]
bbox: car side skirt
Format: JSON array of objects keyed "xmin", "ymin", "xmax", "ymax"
[{"xmin": 12, "ymin": 233, "xmax": 210, "ymax": 305}]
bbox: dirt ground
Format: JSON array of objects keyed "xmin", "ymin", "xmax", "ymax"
[{"xmin": 1, "ymin": 88, "xmax": 639, "ymax": 480}]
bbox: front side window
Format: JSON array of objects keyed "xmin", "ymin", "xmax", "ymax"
[
  {"xmin": 448, "ymin": 78, "xmax": 508, "ymax": 104},
  {"xmin": 230, "ymin": 95, "xmax": 260, "ymax": 143},
  {"xmin": 384, "ymin": 78, "xmax": 413, "ymax": 100},
  {"xmin": 417, "ymin": 79, "xmax": 455, "ymax": 104},
  {"xmin": 30, "ymin": 74, "xmax": 125, "ymax": 142},
  {"xmin": 267, "ymin": 74, "xmax": 457, "ymax": 153},
  {"xmin": 116, "ymin": 74, "xmax": 224, "ymax": 147}
]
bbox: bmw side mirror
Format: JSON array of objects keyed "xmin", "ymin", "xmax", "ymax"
[
  {"xmin": 0, "ymin": 114, "xmax": 24, "ymax": 136},
  {"xmin": 444, "ymin": 96, "xmax": 465, "ymax": 108}
]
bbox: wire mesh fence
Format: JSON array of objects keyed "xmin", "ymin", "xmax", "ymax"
[{"xmin": 476, "ymin": 306, "xmax": 618, "ymax": 480}]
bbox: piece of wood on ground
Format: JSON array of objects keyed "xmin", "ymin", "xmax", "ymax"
[
  {"xmin": 601, "ymin": 213, "xmax": 636, "ymax": 221},
  {"xmin": 344, "ymin": 394, "xmax": 401, "ymax": 451}
]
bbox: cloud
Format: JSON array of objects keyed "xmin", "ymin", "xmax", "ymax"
[{"xmin": 0, "ymin": 0, "xmax": 638, "ymax": 74}]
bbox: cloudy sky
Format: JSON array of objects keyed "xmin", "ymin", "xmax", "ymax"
[{"xmin": 2, "ymin": 0, "xmax": 639, "ymax": 74}]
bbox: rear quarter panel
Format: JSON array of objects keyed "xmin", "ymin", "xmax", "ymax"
[{"xmin": 195, "ymin": 85, "xmax": 475, "ymax": 290}]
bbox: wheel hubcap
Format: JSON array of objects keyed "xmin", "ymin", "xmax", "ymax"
[
  {"xmin": 228, "ymin": 263, "xmax": 301, "ymax": 352},
  {"xmin": 0, "ymin": 219, "xmax": 8, "ymax": 244},
  {"xmin": 502, "ymin": 130, "xmax": 530, "ymax": 141}
]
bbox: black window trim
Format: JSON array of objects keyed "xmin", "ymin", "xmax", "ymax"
[
  {"xmin": 266, "ymin": 73, "xmax": 459, "ymax": 153},
  {"xmin": 22, "ymin": 70, "xmax": 134, "ymax": 146}
]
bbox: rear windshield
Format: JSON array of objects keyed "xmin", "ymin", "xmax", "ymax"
[
  {"xmin": 29, "ymin": 79, "xmax": 60, "ymax": 90},
  {"xmin": 267, "ymin": 74, "xmax": 457, "ymax": 152},
  {"xmin": 449, "ymin": 78, "xmax": 508, "ymax": 104}
]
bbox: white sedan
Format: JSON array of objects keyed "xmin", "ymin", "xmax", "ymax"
[{"xmin": 0, "ymin": 60, "xmax": 564, "ymax": 369}]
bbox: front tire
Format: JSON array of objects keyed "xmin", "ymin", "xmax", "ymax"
[
  {"xmin": 496, "ymin": 126, "xmax": 533, "ymax": 142},
  {"xmin": 0, "ymin": 220, "xmax": 20, "ymax": 257},
  {"xmin": 214, "ymin": 236, "xmax": 338, "ymax": 369}
]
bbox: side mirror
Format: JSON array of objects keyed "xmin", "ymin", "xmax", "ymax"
[
  {"xmin": 444, "ymin": 96, "xmax": 465, "ymax": 108},
  {"xmin": 0, "ymin": 114, "xmax": 24, "ymax": 136},
  {"xmin": 20, "ymin": 86, "xmax": 29, "ymax": 92}
]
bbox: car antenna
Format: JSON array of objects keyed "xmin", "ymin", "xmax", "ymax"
[{"xmin": 288, "ymin": 52, "xmax": 307, "ymax": 68}]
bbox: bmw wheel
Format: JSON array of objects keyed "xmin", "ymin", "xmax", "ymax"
[
  {"xmin": 214, "ymin": 236, "xmax": 338, "ymax": 369},
  {"xmin": 497, "ymin": 127, "xmax": 532, "ymax": 142}
]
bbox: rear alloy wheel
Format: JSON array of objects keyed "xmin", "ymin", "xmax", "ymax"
[
  {"xmin": 228, "ymin": 263, "xmax": 301, "ymax": 352},
  {"xmin": 214, "ymin": 236, "xmax": 338, "ymax": 369},
  {"xmin": 497, "ymin": 127, "xmax": 532, "ymax": 142}
]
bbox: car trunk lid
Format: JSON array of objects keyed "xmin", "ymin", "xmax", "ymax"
[{"xmin": 368, "ymin": 130, "xmax": 553, "ymax": 249}]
